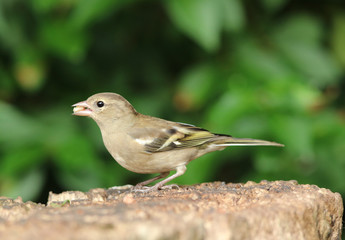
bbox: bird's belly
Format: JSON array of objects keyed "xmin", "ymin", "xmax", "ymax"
[
  {"xmin": 102, "ymin": 132, "xmax": 199, "ymax": 174},
  {"xmin": 110, "ymin": 149, "xmax": 197, "ymax": 174}
]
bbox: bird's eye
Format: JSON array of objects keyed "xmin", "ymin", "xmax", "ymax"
[{"xmin": 97, "ymin": 101, "xmax": 104, "ymax": 108}]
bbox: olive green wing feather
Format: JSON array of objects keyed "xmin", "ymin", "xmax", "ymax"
[{"xmin": 129, "ymin": 123, "xmax": 225, "ymax": 153}]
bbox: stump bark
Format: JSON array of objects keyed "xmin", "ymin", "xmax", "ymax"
[{"xmin": 0, "ymin": 180, "xmax": 343, "ymax": 240}]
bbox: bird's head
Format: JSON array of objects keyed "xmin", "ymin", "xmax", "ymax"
[{"xmin": 72, "ymin": 92, "xmax": 137, "ymax": 124}]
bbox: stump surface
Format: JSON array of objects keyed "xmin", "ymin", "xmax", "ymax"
[{"xmin": 0, "ymin": 181, "xmax": 343, "ymax": 240}]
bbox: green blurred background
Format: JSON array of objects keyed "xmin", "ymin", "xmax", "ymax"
[{"xmin": 0, "ymin": 0, "xmax": 344, "ymax": 214}]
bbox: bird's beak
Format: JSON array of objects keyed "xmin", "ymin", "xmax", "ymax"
[{"xmin": 72, "ymin": 101, "xmax": 92, "ymax": 116}]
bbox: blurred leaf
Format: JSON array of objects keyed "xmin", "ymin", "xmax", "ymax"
[
  {"xmin": 271, "ymin": 115, "xmax": 314, "ymax": 159},
  {"xmin": 0, "ymin": 168, "xmax": 44, "ymax": 202},
  {"xmin": 236, "ymin": 39, "xmax": 292, "ymax": 81},
  {"xmin": 221, "ymin": 0, "xmax": 245, "ymax": 32},
  {"xmin": 36, "ymin": 108, "xmax": 78, "ymax": 148},
  {"xmin": 272, "ymin": 14, "xmax": 341, "ymax": 87},
  {"xmin": 206, "ymin": 91, "xmax": 242, "ymax": 131},
  {"xmin": 174, "ymin": 64, "xmax": 218, "ymax": 111},
  {"xmin": 263, "ymin": 76, "xmax": 321, "ymax": 113},
  {"xmin": 0, "ymin": 145, "xmax": 45, "ymax": 177},
  {"xmin": 166, "ymin": 0, "xmax": 223, "ymax": 52},
  {"xmin": 0, "ymin": 102, "xmax": 42, "ymax": 148},
  {"xmin": 70, "ymin": 0, "xmax": 135, "ymax": 29},
  {"xmin": 0, "ymin": 67, "xmax": 15, "ymax": 97},
  {"xmin": 54, "ymin": 134, "xmax": 103, "ymax": 190},
  {"xmin": 54, "ymin": 134, "xmax": 99, "ymax": 171},
  {"xmin": 32, "ymin": 0, "xmax": 70, "ymax": 13},
  {"xmin": 255, "ymin": 151, "xmax": 282, "ymax": 174},
  {"xmin": 331, "ymin": 13, "xmax": 345, "ymax": 67},
  {"xmin": 228, "ymin": 114, "xmax": 269, "ymax": 138},
  {"xmin": 261, "ymin": 0, "xmax": 287, "ymax": 13},
  {"xmin": 39, "ymin": 19, "xmax": 88, "ymax": 62},
  {"xmin": 274, "ymin": 14, "xmax": 323, "ymax": 44},
  {"xmin": 57, "ymin": 168, "xmax": 101, "ymax": 191},
  {"xmin": 0, "ymin": 1, "xmax": 25, "ymax": 50},
  {"xmin": 132, "ymin": 90, "xmax": 171, "ymax": 117}
]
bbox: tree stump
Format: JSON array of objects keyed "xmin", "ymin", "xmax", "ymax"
[{"xmin": 0, "ymin": 180, "xmax": 343, "ymax": 240}]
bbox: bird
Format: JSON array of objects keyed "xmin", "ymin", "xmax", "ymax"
[{"xmin": 72, "ymin": 92, "xmax": 284, "ymax": 191}]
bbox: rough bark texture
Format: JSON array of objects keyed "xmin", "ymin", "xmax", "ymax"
[{"xmin": 0, "ymin": 181, "xmax": 343, "ymax": 240}]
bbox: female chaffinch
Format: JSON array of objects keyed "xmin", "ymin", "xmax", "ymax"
[{"xmin": 73, "ymin": 93, "xmax": 283, "ymax": 191}]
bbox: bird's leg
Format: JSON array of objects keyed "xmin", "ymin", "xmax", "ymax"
[
  {"xmin": 134, "ymin": 171, "xmax": 170, "ymax": 189},
  {"xmin": 144, "ymin": 165, "xmax": 187, "ymax": 192}
]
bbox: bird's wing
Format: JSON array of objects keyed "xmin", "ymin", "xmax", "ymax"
[{"xmin": 128, "ymin": 122, "xmax": 225, "ymax": 153}]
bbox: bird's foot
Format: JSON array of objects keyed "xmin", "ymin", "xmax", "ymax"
[{"xmin": 129, "ymin": 184, "xmax": 150, "ymax": 192}]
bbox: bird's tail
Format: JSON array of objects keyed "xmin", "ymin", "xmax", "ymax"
[{"xmin": 213, "ymin": 136, "xmax": 284, "ymax": 147}]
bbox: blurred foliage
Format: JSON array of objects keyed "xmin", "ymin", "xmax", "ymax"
[{"xmin": 0, "ymin": 0, "xmax": 344, "ymax": 207}]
